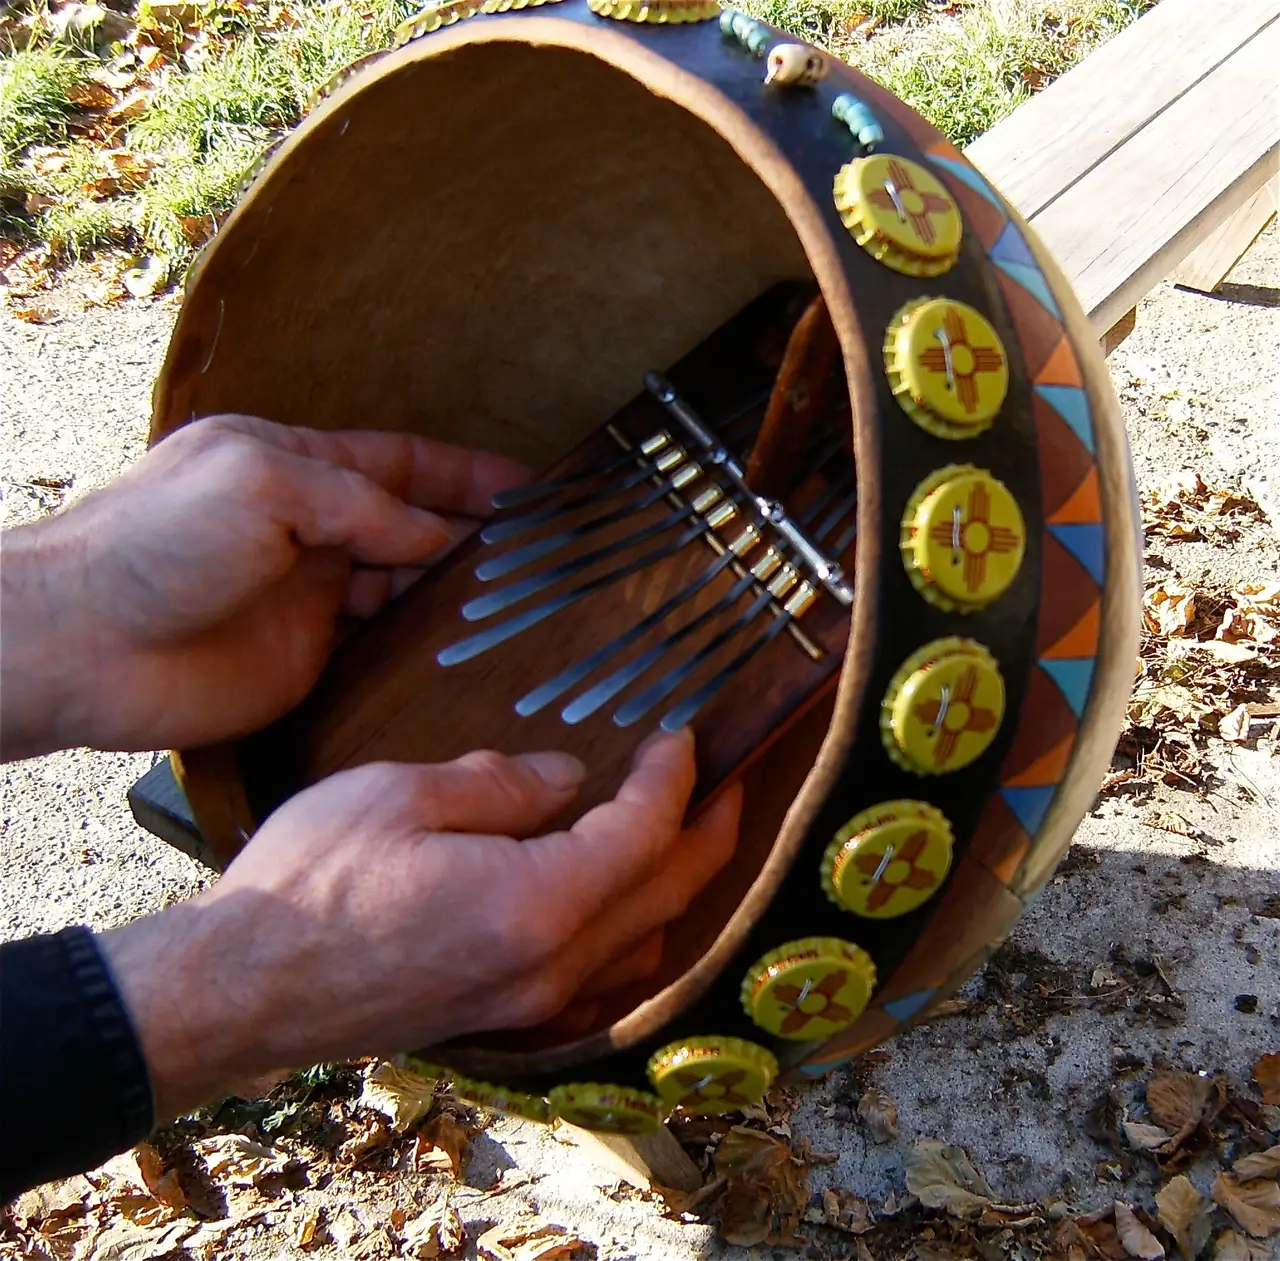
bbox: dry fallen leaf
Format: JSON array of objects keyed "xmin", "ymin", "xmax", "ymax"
[
  {"xmin": 1212, "ymin": 1230, "xmax": 1272, "ymax": 1260},
  {"xmin": 1220, "ymin": 704, "xmax": 1252, "ymax": 742},
  {"xmin": 401, "ymin": 1198, "xmax": 466, "ymax": 1259},
  {"xmin": 412, "ymin": 1112, "xmax": 475, "ymax": 1176},
  {"xmin": 84, "ymin": 1217, "xmax": 197, "ymax": 1261},
  {"xmin": 711, "ymin": 1126, "xmax": 808, "ymax": 1246},
  {"xmin": 1211, "ymin": 1173, "xmax": 1280, "ymax": 1238},
  {"xmin": 192, "ymin": 1133, "xmax": 286, "ymax": 1185},
  {"xmin": 1148, "ymin": 1070, "xmax": 1220, "ymax": 1135},
  {"xmin": 359, "ymin": 1060, "xmax": 438, "ymax": 1130},
  {"xmin": 1156, "ymin": 1175, "xmax": 1212, "ymax": 1259},
  {"xmin": 1234, "ymin": 1147, "xmax": 1280, "ymax": 1181},
  {"xmin": 68, "ymin": 79, "xmax": 118, "ymax": 109},
  {"xmin": 12, "ymin": 305, "xmax": 61, "ymax": 324},
  {"xmin": 1125, "ymin": 1122, "xmax": 1174, "ymax": 1152},
  {"xmin": 292, "ymin": 1204, "xmax": 322, "ymax": 1249},
  {"xmin": 475, "ymin": 1220, "xmax": 585, "ymax": 1261},
  {"xmin": 857, "ymin": 1087, "xmax": 898, "ymax": 1143},
  {"xmin": 822, "ymin": 1187, "xmax": 874, "ymax": 1234},
  {"xmin": 904, "ymin": 1140, "xmax": 994, "ymax": 1219},
  {"xmin": 1074, "ymin": 1210, "xmax": 1129, "ymax": 1261},
  {"xmin": 131, "ymin": 1142, "xmax": 185, "ymax": 1212},
  {"xmin": 1116, "ymin": 1201, "xmax": 1166, "ymax": 1259},
  {"xmin": 1254, "ymin": 1054, "xmax": 1280, "ymax": 1106}
]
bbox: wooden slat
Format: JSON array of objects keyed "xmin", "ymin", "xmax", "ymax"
[
  {"xmin": 965, "ymin": 0, "xmax": 1280, "ymax": 219},
  {"xmin": 1173, "ymin": 175, "xmax": 1278, "ymax": 291},
  {"xmin": 1026, "ymin": 20, "xmax": 1280, "ymax": 333}
]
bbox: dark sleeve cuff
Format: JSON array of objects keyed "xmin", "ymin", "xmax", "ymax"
[{"xmin": 0, "ymin": 926, "xmax": 155, "ymax": 1201}]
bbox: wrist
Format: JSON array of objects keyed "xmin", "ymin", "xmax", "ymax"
[{"xmin": 0, "ymin": 520, "xmax": 98, "ymax": 760}]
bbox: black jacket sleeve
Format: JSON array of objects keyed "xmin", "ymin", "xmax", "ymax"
[{"xmin": 0, "ymin": 926, "xmax": 154, "ymax": 1202}]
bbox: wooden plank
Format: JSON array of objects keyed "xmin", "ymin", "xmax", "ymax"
[
  {"xmin": 1101, "ymin": 308, "xmax": 1137, "ymax": 357},
  {"xmin": 1173, "ymin": 175, "xmax": 1278, "ymax": 291},
  {"xmin": 965, "ymin": 0, "xmax": 1280, "ymax": 219},
  {"xmin": 557, "ymin": 1123, "xmax": 703, "ymax": 1192},
  {"xmin": 1027, "ymin": 21, "xmax": 1280, "ymax": 333},
  {"xmin": 127, "ymin": 757, "xmax": 223, "ymax": 871}
]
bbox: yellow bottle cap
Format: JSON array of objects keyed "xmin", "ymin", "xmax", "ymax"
[
  {"xmin": 646, "ymin": 1036, "xmax": 779, "ymax": 1115},
  {"xmin": 587, "ymin": 0, "xmax": 719, "ymax": 21},
  {"xmin": 902, "ymin": 465, "xmax": 1026, "ymax": 611},
  {"xmin": 833, "ymin": 155, "xmax": 962, "ymax": 278},
  {"xmin": 393, "ymin": 0, "xmax": 478, "ymax": 44},
  {"xmin": 451, "ymin": 1077, "xmax": 552, "ymax": 1124},
  {"xmin": 884, "ymin": 298, "xmax": 1009, "ymax": 439},
  {"xmin": 822, "ymin": 800, "xmax": 954, "ymax": 918},
  {"xmin": 740, "ymin": 937, "xmax": 876, "ymax": 1041},
  {"xmin": 547, "ymin": 1083, "xmax": 663, "ymax": 1135},
  {"xmin": 882, "ymin": 637, "xmax": 1005, "ymax": 775}
]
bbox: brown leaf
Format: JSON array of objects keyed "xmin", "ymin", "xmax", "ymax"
[
  {"xmin": 24, "ymin": 193, "xmax": 58, "ymax": 214},
  {"xmin": 1254, "ymin": 1054, "xmax": 1280, "ymax": 1106},
  {"xmin": 822, "ymin": 1187, "xmax": 874, "ymax": 1234},
  {"xmin": 1076, "ymin": 1211, "xmax": 1131, "ymax": 1261},
  {"xmin": 11, "ymin": 305, "xmax": 60, "ymax": 324},
  {"xmin": 291, "ymin": 1205, "xmax": 322, "ymax": 1249},
  {"xmin": 192, "ymin": 1133, "xmax": 286, "ymax": 1186},
  {"xmin": 857, "ymin": 1087, "xmax": 898, "ymax": 1143},
  {"xmin": 904, "ymin": 1140, "xmax": 994, "ymax": 1219},
  {"xmin": 176, "ymin": 213, "xmax": 213, "ymax": 247},
  {"xmin": 413, "ymin": 1112, "xmax": 475, "ymax": 1177},
  {"xmin": 67, "ymin": 79, "xmax": 117, "ymax": 109},
  {"xmin": 1220, "ymin": 704, "xmax": 1252, "ymax": 742},
  {"xmin": 359, "ymin": 1060, "xmax": 438, "ymax": 1130},
  {"xmin": 475, "ymin": 1220, "xmax": 584, "ymax": 1261},
  {"xmin": 711, "ymin": 1126, "xmax": 808, "ymax": 1245},
  {"xmin": 1212, "ymin": 1230, "xmax": 1273, "ymax": 1260},
  {"xmin": 1211, "ymin": 1173, "xmax": 1280, "ymax": 1238},
  {"xmin": 402, "ymin": 1199, "xmax": 466, "ymax": 1259},
  {"xmin": 132, "ymin": 1142, "xmax": 185, "ymax": 1212},
  {"xmin": 1234, "ymin": 1147, "xmax": 1280, "ymax": 1181},
  {"xmin": 1156, "ymin": 1176, "xmax": 1211, "ymax": 1259},
  {"xmin": 1124, "ymin": 1123, "xmax": 1174, "ymax": 1152},
  {"xmin": 1147, "ymin": 1071, "xmax": 1219, "ymax": 1134},
  {"xmin": 1115, "ymin": 1201, "xmax": 1165, "ymax": 1259},
  {"xmin": 108, "ymin": 90, "xmax": 151, "ymax": 122}
]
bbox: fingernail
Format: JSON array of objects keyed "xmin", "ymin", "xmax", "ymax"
[
  {"xmin": 636, "ymin": 726, "xmax": 692, "ymax": 760},
  {"xmin": 521, "ymin": 751, "xmax": 586, "ymax": 790}
]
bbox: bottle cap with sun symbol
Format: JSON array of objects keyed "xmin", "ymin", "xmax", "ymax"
[
  {"xmin": 547, "ymin": 1083, "xmax": 665, "ymax": 1134},
  {"xmin": 881, "ymin": 637, "xmax": 1005, "ymax": 775},
  {"xmin": 740, "ymin": 937, "xmax": 877, "ymax": 1040},
  {"xmin": 646, "ymin": 1035, "xmax": 779, "ymax": 1115},
  {"xmin": 885, "ymin": 298, "xmax": 1009, "ymax": 439},
  {"xmin": 902, "ymin": 465, "xmax": 1026, "ymax": 611},
  {"xmin": 833, "ymin": 154, "xmax": 962, "ymax": 278},
  {"xmin": 821, "ymin": 800, "xmax": 954, "ymax": 918}
]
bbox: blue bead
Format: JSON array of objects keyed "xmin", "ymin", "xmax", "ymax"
[
  {"xmin": 719, "ymin": 8, "xmax": 736, "ymax": 34},
  {"xmin": 832, "ymin": 92, "xmax": 856, "ymax": 122},
  {"xmin": 858, "ymin": 124, "xmax": 885, "ymax": 149}
]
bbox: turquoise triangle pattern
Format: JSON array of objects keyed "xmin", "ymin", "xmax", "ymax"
[
  {"xmin": 1001, "ymin": 786, "xmax": 1056, "ymax": 835},
  {"xmin": 994, "ymin": 259, "xmax": 1063, "ymax": 319},
  {"xmin": 1035, "ymin": 385, "xmax": 1095, "ymax": 453},
  {"xmin": 927, "ymin": 155, "xmax": 1005, "ymax": 210},
  {"xmin": 990, "ymin": 221, "xmax": 1038, "ymax": 269},
  {"xmin": 1048, "ymin": 523, "xmax": 1106, "ymax": 585},
  {"xmin": 1041, "ymin": 658, "xmax": 1097, "ymax": 719},
  {"xmin": 883, "ymin": 989, "xmax": 938, "ymax": 1022}
]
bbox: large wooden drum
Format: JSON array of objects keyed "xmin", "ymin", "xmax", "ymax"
[{"xmin": 151, "ymin": 0, "xmax": 1140, "ymax": 1134}]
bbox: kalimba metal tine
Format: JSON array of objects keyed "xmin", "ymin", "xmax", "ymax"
[
  {"xmin": 439, "ymin": 521, "xmax": 709, "ymax": 666},
  {"xmin": 476, "ymin": 462, "xmax": 703, "ymax": 580},
  {"xmin": 463, "ymin": 502, "xmax": 699, "ymax": 621},
  {"xmin": 564, "ymin": 570, "xmax": 760, "ymax": 725},
  {"xmin": 488, "ymin": 387, "xmax": 772, "ymax": 510},
  {"xmin": 515, "ymin": 549, "xmax": 739, "ymax": 716},
  {"xmin": 613, "ymin": 588, "xmax": 775, "ymax": 728},
  {"xmin": 832, "ymin": 519, "xmax": 859, "ymax": 554},
  {"xmin": 481, "ymin": 457, "xmax": 667, "ymax": 543},
  {"xmin": 659, "ymin": 605, "xmax": 796, "ymax": 732}
]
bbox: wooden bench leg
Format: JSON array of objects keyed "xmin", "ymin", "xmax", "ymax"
[
  {"xmin": 1173, "ymin": 176, "xmax": 1278, "ymax": 293},
  {"xmin": 556, "ymin": 1123, "xmax": 703, "ymax": 1192},
  {"xmin": 1101, "ymin": 307, "xmax": 1138, "ymax": 357}
]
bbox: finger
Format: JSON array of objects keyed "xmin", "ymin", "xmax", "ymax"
[
  {"xmin": 344, "ymin": 568, "xmax": 393, "ymax": 618},
  {"xmin": 273, "ymin": 450, "xmax": 461, "ymax": 566},
  {"xmin": 517, "ymin": 729, "xmax": 697, "ymax": 913},
  {"xmin": 576, "ymin": 929, "xmax": 665, "ymax": 999},
  {"xmin": 380, "ymin": 748, "xmax": 587, "ymax": 838},
  {"xmin": 561, "ymin": 781, "xmax": 742, "ymax": 982},
  {"xmin": 195, "ymin": 415, "xmax": 530, "ymax": 516}
]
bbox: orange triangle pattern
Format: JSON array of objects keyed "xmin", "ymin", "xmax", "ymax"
[
  {"xmin": 1042, "ymin": 600, "xmax": 1101, "ymax": 660},
  {"xmin": 1048, "ymin": 467, "xmax": 1102, "ymax": 525},
  {"xmin": 1004, "ymin": 733, "xmax": 1077, "ymax": 788},
  {"xmin": 924, "ymin": 137, "xmax": 965, "ymax": 164},
  {"xmin": 1035, "ymin": 337, "xmax": 1084, "ymax": 388}
]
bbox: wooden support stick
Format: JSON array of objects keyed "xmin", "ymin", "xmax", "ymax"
[{"xmin": 556, "ymin": 1123, "xmax": 703, "ymax": 1193}]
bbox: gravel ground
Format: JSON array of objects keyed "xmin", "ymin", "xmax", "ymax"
[{"xmin": 1, "ymin": 223, "xmax": 1277, "ymax": 1258}]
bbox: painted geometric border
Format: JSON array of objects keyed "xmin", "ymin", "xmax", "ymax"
[{"xmin": 796, "ymin": 136, "xmax": 1106, "ymax": 1078}]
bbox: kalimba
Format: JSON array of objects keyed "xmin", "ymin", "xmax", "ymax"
[{"xmin": 150, "ymin": 0, "xmax": 1141, "ymax": 1134}]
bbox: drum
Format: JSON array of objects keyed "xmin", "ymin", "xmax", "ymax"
[{"xmin": 150, "ymin": 0, "xmax": 1141, "ymax": 1134}]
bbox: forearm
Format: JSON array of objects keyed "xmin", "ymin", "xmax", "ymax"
[{"xmin": 0, "ymin": 520, "xmax": 96, "ymax": 761}]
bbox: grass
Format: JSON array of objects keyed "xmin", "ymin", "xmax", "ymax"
[{"xmin": 0, "ymin": 0, "xmax": 1160, "ymax": 272}]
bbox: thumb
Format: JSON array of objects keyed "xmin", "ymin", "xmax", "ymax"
[{"xmin": 388, "ymin": 748, "xmax": 587, "ymax": 839}]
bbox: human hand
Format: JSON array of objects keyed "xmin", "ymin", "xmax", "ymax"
[
  {"xmin": 0, "ymin": 414, "xmax": 526, "ymax": 760},
  {"xmin": 97, "ymin": 728, "xmax": 742, "ymax": 1122}
]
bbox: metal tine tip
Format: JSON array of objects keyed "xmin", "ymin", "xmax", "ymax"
[
  {"xmin": 564, "ymin": 570, "xmax": 759, "ymax": 725},
  {"xmin": 515, "ymin": 549, "xmax": 739, "ymax": 717},
  {"xmin": 475, "ymin": 458, "xmax": 705, "ymax": 581},
  {"xmin": 462, "ymin": 501, "xmax": 701, "ymax": 621},
  {"xmin": 438, "ymin": 521, "xmax": 709, "ymax": 666},
  {"xmin": 487, "ymin": 386, "xmax": 772, "ymax": 511}
]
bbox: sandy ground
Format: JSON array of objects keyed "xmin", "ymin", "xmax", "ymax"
[{"xmin": 1, "ymin": 223, "xmax": 1277, "ymax": 1258}]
